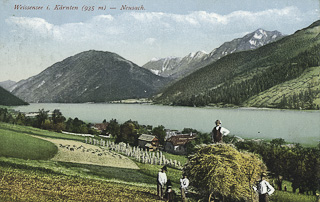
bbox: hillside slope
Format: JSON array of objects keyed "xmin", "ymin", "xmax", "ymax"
[
  {"xmin": 245, "ymin": 66, "xmax": 320, "ymax": 108},
  {"xmin": 155, "ymin": 21, "xmax": 320, "ymax": 109},
  {"xmin": 12, "ymin": 50, "xmax": 169, "ymax": 103},
  {"xmin": 0, "ymin": 86, "xmax": 28, "ymax": 106}
]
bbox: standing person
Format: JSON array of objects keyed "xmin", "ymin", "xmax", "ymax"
[
  {"xmin": 165, "ymin": 179, "xmax": 175, "ymax": 202},
  {"xmin": 157, "ymin": 166, "xmax": 167, "ymax": 200},
  {"xmin": 253, "ymin": 173, "xmax": 275, "ymax": 202},
  {"xmin": 211, "ymin": 120, "xmax": 230, "ymax": 143},
  {"xmin": 180, "ymin": 175, "xmax": 189, "ymax": 202}
]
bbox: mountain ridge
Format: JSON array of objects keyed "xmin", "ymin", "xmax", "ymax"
[
  {"xmin": 0, "ymin": 80, "xmax": 16, "ymax": 92},
  {"xmin": 143, "ymin": 29, "xmax": 284, "ymax": 79},
  {"xmin": 12, "ymin": 50, "xmax": 169, "ymax": 103}
]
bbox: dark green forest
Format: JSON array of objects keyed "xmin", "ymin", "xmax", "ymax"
[{"xmin": 0, "ymin": 86, "xmax": 28, "ymax": 106}]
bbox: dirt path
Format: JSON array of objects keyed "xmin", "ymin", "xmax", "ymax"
[{"xmin": 33, "ymin": 136, "xmax": 139, "ymax": 169}]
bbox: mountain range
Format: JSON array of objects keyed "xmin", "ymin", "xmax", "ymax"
[
  {"xmin": 7, "ymin": 21, "xmax": 320, "ymax": 109},
  {"xmin": 155, "ymin": 20, "xmax": 320, "ymax": 109},
  {"xmin": 11, "ymin": 50, "xmax": 169, "ymax": 103},
  {"xmin": 142, "ymin": 29, "xmax": 284, "ymax": 79}
]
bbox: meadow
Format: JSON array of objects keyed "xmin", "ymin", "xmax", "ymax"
[
  {"xmin": 0, "ymin": 127, "xmax": 57, "ymax": 160},
  {"xmin": 0, "ymin": 122, "xmax": 317, "ymax": 201}
]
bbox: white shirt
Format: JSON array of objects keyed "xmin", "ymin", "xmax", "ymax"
[
  {"xmin": 213, "ymin": 126, "xmax": 230, "ymax": 136},
  {"xmin": 180, "ymin": 178, "xmax": 189, "ymax": 189},
  {"xmin": 253, "ymin": 180, "xmax": 275, "ymax": 195},
  {"xmin": 158, "ymin": 171, "xmax": 167, "ymax": 186}
]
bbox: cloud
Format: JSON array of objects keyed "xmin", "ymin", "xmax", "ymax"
[
  {"xmin": 6, "ymin": 17, "xmax": 54, "ymax": 35},
  {"xmin": 2, "ymin": 5, "xmax": 316, "ymax": 75},
  {"xmin": 5, "ymin": 6, "xmax": 304, "ymax": 42},
  {"xmin": 143, "ymin": 38, "xmax": 156, "ymax": 45}
]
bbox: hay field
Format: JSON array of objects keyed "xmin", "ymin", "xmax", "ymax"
[{"xmin": 36, "ymin": 136, "xmax": 139, "ymax": 169}]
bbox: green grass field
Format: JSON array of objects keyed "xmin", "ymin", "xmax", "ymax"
[
  {"xmin": 0, "ymin": 122, "xmax": 86, "ymax": 142},
  {"xmin": 0, "ymin": 127, "xmax": 58, "ymax": 160},
  {"xmin": 0, "ymin": 122, "xmax": 318, "ymax": 202}
]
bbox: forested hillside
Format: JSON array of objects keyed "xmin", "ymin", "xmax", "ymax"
[
  {"xmin": 155, "ymin": 20, "xmax": 320, "ymax": 109},
  {"xmin": 0, "ymin": 86, "xmax": 28, "ymax": 106}
]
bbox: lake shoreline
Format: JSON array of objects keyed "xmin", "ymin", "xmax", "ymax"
[
  {"xmin": 13, "ymin": 102, "xmax": 320, "ymax": 113},
  {"xmin": 12, "ymin": 103, "xmax": 320, "ymax": 147}
]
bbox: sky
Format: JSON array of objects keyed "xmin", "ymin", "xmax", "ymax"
[{"xmin": 0, "ymin": 0, "xmax": 319, "ymax": 82}]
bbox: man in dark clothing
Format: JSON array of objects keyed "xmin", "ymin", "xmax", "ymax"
[{"xmin": 211, "ymin": 120, "xmax": 230, "ymax": 143}]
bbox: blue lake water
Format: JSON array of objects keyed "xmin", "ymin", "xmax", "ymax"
[{"xmin": 14, "ymin": 103, "xmax": 320, "ymax": 146}]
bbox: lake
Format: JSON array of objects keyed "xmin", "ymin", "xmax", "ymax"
[{"xmin": 14, "ymin": 103, "xmax": 320, "ymax": 146}]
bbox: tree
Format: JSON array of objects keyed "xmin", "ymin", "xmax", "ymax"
[
  {"xmin": 15, "ymin": 112, "xmax": 26, "ymax": 125},
  {"xmin": 52, "ymin": 109, "xmax": 66, "ymax": 124},
  {"xmin": 304, "ymin": 148, "xmax": 320, "ymax": 195},
  {"xmin": 118, "ymin": 120, "xmax": 139, "ymax": 146},
  {"xmin": 0, "ymin": 108, "xmax": 14, "ymax": 123},
  {"xmin": 270, "ymin": 138, "xmax": 286, "ymax": 147},
  {"xmin": 36, "ymin": 108, "xmax": 49, "ymax": 128},
  {"xmin": 53, "ymin": 122, "xmax": 66, "ymax": 133},
  {"xmin": 65, "ymin": 118, "xmax": 74, "ymax": 132},
  {"xmin": 106, "ymin": 119, "xmax": 120, "ymax": 138},
  {"xmin": 152, "ymin": 125, "xmax": 166, "ymax": 146},
  {"xmin": 72, "ymin": 117, "xmax": 85, "ymax": 133},
  {"xmin": 42, "ymin": 119, "xmax": 53, "ymax": 130},
  {"xmin": 184, "ymin": 144, "xmax": 266, "ymax": 202}
]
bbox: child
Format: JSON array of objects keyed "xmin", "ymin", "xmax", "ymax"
[{"xmin": 165, "ymin": 179, "xmax": 175, "ymax": 202}]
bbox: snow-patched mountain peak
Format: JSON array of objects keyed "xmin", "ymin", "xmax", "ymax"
[
  {"xmin": 150, "ymin": 56, "xmax": 180, "ymax": 62},
  {"xmin": 252, "ymin": 29, "xmax": 269, "ymax": 40},
  {"xmin": 150, "ymin": 57, "xmax": 160, "ymax": 62},
  {"xmin": 143, "ymin": 29, "xmax": 284, "ymax": 78},
  {"xmin": 187, "ymin": 51, "xmax": 208, "ymax": 59}
]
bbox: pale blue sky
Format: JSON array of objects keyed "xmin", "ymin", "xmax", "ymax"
[{"xmin": 0, "ymin": 0, "xmax": 319, "ymax": 82}]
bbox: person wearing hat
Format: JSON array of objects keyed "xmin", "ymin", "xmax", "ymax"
[
  {"xmin": 253, "ymin": 172, "xmax": 275, "ymax": 202},
  {"xmin": 157, "ymin": 166, "xmax": 167, "ymax": 199},
  {"xmin": 211, "ymin": 120, "xmax": 230, "ymax": 143}
]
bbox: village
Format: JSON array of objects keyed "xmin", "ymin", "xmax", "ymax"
[{"xmin": 91, "ymin": 121, "xmax": 198, "ymax": 155}]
